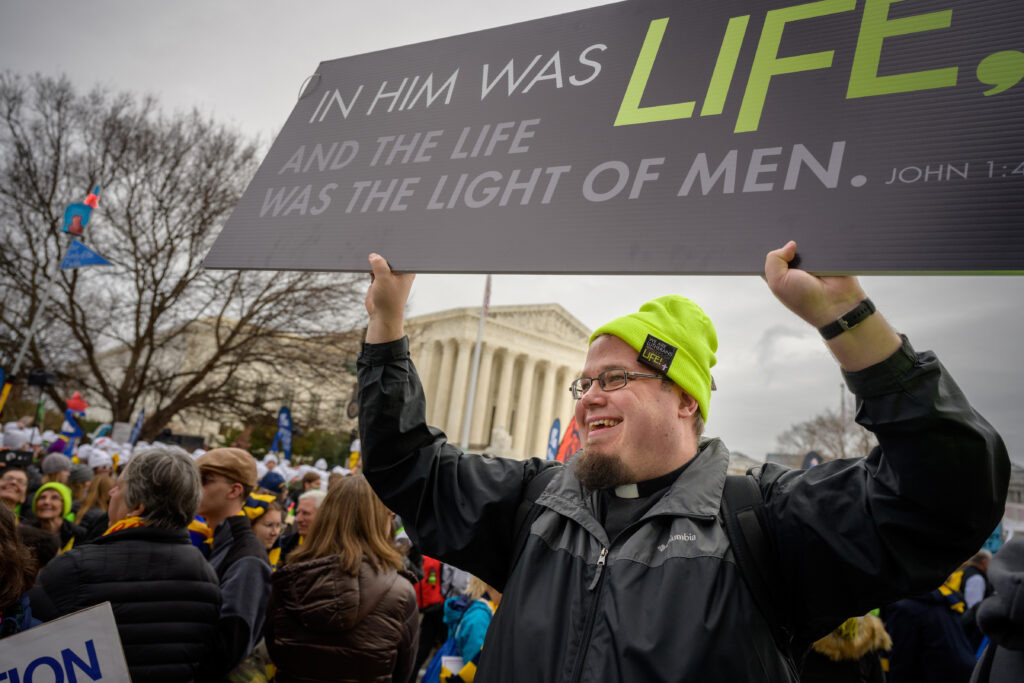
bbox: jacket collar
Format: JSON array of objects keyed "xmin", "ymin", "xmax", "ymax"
[
  {"xmin": 92, "ymin": 525, "xmax": 190, "ymax": 545},
  {"xmin": 538, "ymin": 437, "xmax": 731, "ymax": 540}
]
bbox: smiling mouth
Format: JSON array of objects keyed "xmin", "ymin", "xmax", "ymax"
[{"xmin": 587, "ymin": 418, "xmax": 622, "ymax": 433}]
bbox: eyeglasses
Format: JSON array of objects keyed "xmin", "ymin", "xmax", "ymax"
[
  {"xmin": 569, "ymin": 368, "xmax": 665, "ymax": 400},
  {"xmin": 0, "ymin": 474, "xmax": 27, "ymax": 488},
  {"xmin": 201, "ymin": 473, "xmax": 235, "ymax": 487}
]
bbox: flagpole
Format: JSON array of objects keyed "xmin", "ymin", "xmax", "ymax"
[
  {"xmin": 460, "ymin": 274, "xmax": 492, "ymax": 451},
  {"xmin": 2, "ymin": 187, "xmax": 102, "ymax": 416},
  {"xmin": 10, "ymin": 235, "xmax": 71, "ymax": 378}
]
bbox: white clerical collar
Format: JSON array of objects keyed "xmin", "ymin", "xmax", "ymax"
[{"xmin": 613, "ymin": 483, "xmax": 640, "ymax": 499}]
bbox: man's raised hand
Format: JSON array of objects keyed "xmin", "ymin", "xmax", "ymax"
[
  {"xmin": 365, "ymin": 253, "xmax": 415, "ymax": 344},
  {"xmin": 764, "ymin": 240, "xmax": 866, "ymax": 328},
  {"xmin": 764, "ymin": 241, "xmax": 901, "ymax": 371}
]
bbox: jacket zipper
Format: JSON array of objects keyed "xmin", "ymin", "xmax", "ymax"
[
  {"xmin": 569, "ymin": 546, "xmax": 608, "ymax": 683},
  {"xmin": 563, "ymin": 512, "xmax": 715, "ymax": 682}
]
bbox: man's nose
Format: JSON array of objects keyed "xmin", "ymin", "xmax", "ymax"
[{"xmin": 579, "ymin": 383, "xmax": 608, "ymax": 406}]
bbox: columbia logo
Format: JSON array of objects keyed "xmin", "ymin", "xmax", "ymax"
[{"xmin": 658, "ymin": 533, "xmax": 696, "ymax": 551}]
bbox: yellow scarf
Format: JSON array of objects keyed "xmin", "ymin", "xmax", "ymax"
[{"xmin": 103, "ymin": 515, "xmax": 147, "ymax": 536}]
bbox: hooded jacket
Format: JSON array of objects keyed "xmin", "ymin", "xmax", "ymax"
[
  {"xmin": 265, "ymin": 554, "xmax": 419, "ymax": 683},
  {"xmin": 357, "ymin": 336, "xmax": 1008, "ymax": 682}
]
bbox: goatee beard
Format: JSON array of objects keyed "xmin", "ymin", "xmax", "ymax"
[{"xmin": 573, "ymin": 447, "xmax": 632, "ymax": 491}]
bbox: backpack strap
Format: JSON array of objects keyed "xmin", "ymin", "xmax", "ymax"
[
  {"xmin": 507, "ymin": 464, "xmax": 562, "ymax": 583},
  {"xmin": 721, "ymin": 474, "xmax": 794, "ymax": 659}
]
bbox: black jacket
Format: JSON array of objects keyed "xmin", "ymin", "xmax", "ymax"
[
  {"xmin": 208, "ymin": 514, "xmax": 272, "ymax": 674},
  {"xmin": 31, "ymin": 525, "xmax": 222, "ymax": 682},
  {"xmin": 358, "ymin": 336, "xmax": 1009, "ymax": 682}
]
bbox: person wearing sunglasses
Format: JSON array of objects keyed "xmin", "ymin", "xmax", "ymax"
[{"xmin": 356, "ymin": 242, "xmax": 1008, "ymax": 683}]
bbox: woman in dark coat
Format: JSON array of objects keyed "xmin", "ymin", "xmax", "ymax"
[
  {"xmin": 266, "ymin": 474, "xmax": 418, "ymax": 683},
  {"xmin": 29, "ymin": 448, "xmax": 221, "ymax": 682}
]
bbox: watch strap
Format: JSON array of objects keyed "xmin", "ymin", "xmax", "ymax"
[{"xmin": 819, "ymin": 299, "xmax": 876, "ymax": 340}]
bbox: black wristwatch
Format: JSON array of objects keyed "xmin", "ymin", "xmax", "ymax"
[{"xmin": 818, "ymin": 299, "xmax": 876, "ymax": 340}]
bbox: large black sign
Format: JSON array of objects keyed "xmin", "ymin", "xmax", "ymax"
[{"xmin": 204, "ymin": 0, "xmax": 1024, "ymax": 274}]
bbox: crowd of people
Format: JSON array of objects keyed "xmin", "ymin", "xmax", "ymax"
[
  {"xmin": 0, "ymin": 424, "xmax": 502, "ymax": 682},
  {"xmin": 1, "ymin": 241, "xmax": 1022, "ymax": 682}
]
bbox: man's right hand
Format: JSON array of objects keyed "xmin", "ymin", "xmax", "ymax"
[{"xmin": 365, "ymin": 253, "xmax": 415, "ymax": 343}]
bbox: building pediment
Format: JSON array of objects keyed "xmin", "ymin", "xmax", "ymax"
[{"xmin": 407, "ymin": 303, "xmax": 591, "ymax": 348}]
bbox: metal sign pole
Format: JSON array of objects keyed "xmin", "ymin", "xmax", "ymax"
[{"xmin": 460, "ymin": 275, "xmax": 492, "ymax": 451}]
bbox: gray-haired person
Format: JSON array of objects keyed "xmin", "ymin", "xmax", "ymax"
[{"xmin": 29, "ymin": 447, "xmax": 222, "ymax": 682}]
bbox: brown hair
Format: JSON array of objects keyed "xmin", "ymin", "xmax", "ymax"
[
  {"xmin": 287, "ymin": 474, "xmax": 401, "ymax": 575},
  {"xmin": 68, "ymin": 480, "xmax": 88, "ymax": 502},
  {"xmin": 301, "ymin": 472, "xmax": 321, "ymax": 487},
  {"xmin": 327, "ymin": 472, "xmax": 344, "ymax": 489},
  {"xmin": 75, "ymin": 473, "xmax": 114, "ymax": 524},
  {"xmin": 0, "ymin": 505, "xmax": 35, "ymax": 605}
]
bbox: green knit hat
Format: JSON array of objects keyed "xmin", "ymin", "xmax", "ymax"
[
  {"xmin": 589, "ymin": 295, "xmax": 718, "ymax": 421},
  {"xmin": 33, "ymin": 481, "xmax": 74, "ymax": 521}
]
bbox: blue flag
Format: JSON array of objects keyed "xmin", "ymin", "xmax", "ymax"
[
  {"xmin": 61, "ymin": 240, "xmax": 112, "ymax": 269},
  {"xmin": 61, "ymin": 408, "xmax": 85, "ymax": 456},
  {"xmin": 269, "ymin": 406, "xmax": 294, "ymax": 461},
  {"xmin": 546, "ymin": 418, "xmax": 561, "ymax": 460},
  {"xmin": 129, "ymin": 409, "xmax": 145, "ymax": 445}
]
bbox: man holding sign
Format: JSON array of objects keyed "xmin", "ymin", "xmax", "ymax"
[{"xmin": 358, "ymin": 243, "xmax": 1008, "ymax": 681}]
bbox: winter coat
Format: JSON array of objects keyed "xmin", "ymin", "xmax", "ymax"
[
  {"xmin": 265, "ymin": 554, "xmax": 419, "ymax": 683},
  {"xmin": 445, "ymin": 596, "xmax": 496, "ymax": 664},
  {"xmin": 800, "ymin": 614, "xmax": 891, "ymax": 683},
  {"xmin": 357, "ymin": 335, "xmax": 1009, "ymax": 682},
  {"xmin": 971, "ymin": 536, "xmax": 1024, "ymax": 683},
  {"xmin": 30, "ymin": 525, "xmax": 222, "ymax": 682}
]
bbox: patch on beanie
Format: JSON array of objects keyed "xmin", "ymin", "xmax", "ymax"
[{"xmin": 638, "ymin": 334, "xmax": 677, "ymax": 374}]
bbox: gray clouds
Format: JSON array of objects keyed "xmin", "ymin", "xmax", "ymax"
[{"xmin": 3, "ymin": 1, "xmax": 1020, "ymax": 464}]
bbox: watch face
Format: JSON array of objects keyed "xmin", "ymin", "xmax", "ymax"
[{"xmin": 346, "ymin": 400, "xmax": 358, "ymax": 419}]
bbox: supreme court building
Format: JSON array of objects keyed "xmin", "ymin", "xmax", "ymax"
[{"xmin": 406, "ymin": 303, "xmax": 590, "ymax": 459}]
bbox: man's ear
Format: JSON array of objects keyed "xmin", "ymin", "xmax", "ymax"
[
  {"xmin": 677, "ymin": 391, "xmax": 699, "ymax": 420},
  {"xmin": 228, "ymin": 482, "xmax": 245, "ymax": 502}
]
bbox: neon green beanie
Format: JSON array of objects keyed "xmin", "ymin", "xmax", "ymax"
[
  {"xmin": 589, "ymin": 295, "xmax": 718, "ymax": 422},
  {"xmin": 34, "ymin": 481, "xmax": 75, "ymax": 521}
]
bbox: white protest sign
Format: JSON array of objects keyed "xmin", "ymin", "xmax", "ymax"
[
  {"xmin": 109, "ymin": 422, "xmax": 132, "ymax": 444},
  {"xmin": 0, "ymin": 602, "xmax": 131, "ymax": 682}
]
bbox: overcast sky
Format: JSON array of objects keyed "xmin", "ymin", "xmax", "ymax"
[{"xmin": 2, "ymin": 1, "xmax": 1021, "ymax": 465}]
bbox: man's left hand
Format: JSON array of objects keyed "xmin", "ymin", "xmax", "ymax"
[{"xmin": 764, "ymin": 241, "xmax": 902, "ymax": 371}]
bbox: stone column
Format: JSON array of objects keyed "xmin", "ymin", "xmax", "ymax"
[
  {"xmin": 445, "ymin": 339, "xmax": 473, "ymax": 439},
  {"xmin": 512, "ymin": 357, "xmax": 538, "ymax": 458},
  {"xmin": 417, "ymin": 341, "xmax": 438, "ymax": 411},
  {"xmin": 492, "ymin": 351, "xmax": 515, "ymax": 435},
  {"xmin": 430, "ymin": 340, "xmax": 455, "ymax": 426},
  {"xmin": 532, "ymin": 362, "xmax": 556, "ymax": 457},
  {"xmin": 469, "ymin": 345, "xmax": 496, "ymax": 446}
]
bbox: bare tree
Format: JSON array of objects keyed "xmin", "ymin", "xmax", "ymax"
[
  {"xmin": 0, "ymin": 73, "xmax": 366, "ymax": 439},
  {"xmin": 775, "ymin": 408, "xmax": 877, "ymax": 461}
]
